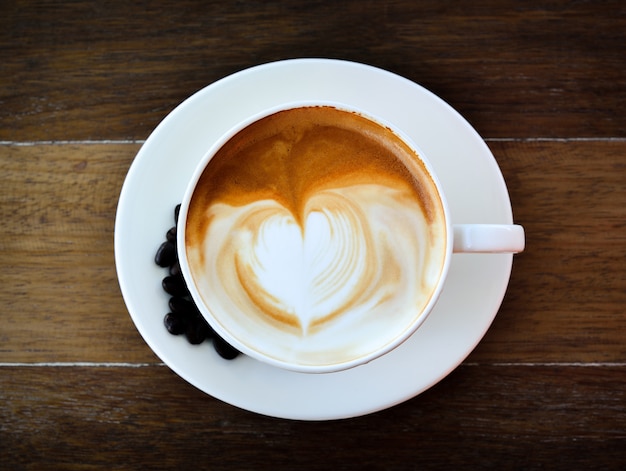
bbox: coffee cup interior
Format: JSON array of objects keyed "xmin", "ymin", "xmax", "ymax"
[{"xmin": 178, "ymin": 103, "xmax": 458, "ymax": 373}]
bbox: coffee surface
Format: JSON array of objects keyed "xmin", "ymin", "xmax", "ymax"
[{"xmin": 185, "ymin": 106, "xmax": 446, "ymax": 367}]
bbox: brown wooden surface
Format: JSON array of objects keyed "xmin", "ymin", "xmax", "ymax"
[{"xmin": 1, "ymin": 1, "xmax": 625, "ymax": 469}]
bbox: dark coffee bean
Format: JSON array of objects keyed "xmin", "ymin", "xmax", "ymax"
[
  {"xmin": 185, "ymin": 316, "xmax": 210, "ymax": 345},
  {"xmin": 155, "ymin": 241, "xmax": 176, "ymax": 267},
  {"xmin": 213, "ymin": 335, "xmax": 240, "ymax": 360},
  {"xmin": 169, "ymin": 260, "xmax": 181, "ymax": 277},
  {"xmin": 157, "ymin": 203, "xmax": 241, "ymax": 358},
  {"xmin": 164, "ymin": 312, "xmax": 186, "ymax": 335},
  {"xmin": 162, "ymin": 274, "xmax": 189, "ymax": 297},
  {"xmin": 166, "ymin": 226, "xmax": 177, "ymax": 243},
  {"xmin": 168, "ymin": 296, "xmax": 198, "ymax": 316},
  {"xmin": 197, "ymin": 314, "xmax": 215, "ymax": 338}
]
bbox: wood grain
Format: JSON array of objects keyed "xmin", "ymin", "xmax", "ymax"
[
  {"xmin": 474, "ymin": 140, "xmax": 626, "ymax": 362},
  {"xmin": 1, "ymin": 365, "xmax": 624, "ymax": 470},
  {"xmin": 1, "ymin": 141, "xmax": 624, "ymax": 363},
  {"xmin": 1, "ymin": 1, "xmax": 625, "ymax": 468},
  {"xmin": 1, "ymin": 0, "xmax": 625, "ymax": 141},
  {"xmin": 1, "ymin": 144, "xmax": 156, "ymax": 363}
]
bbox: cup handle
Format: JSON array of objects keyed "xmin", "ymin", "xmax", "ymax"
[{"xmin": 453, "ymin": 224, "xmax": 525, "ymax": 253}]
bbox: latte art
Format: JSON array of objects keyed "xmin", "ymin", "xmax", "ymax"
[
  {"xmin": 185, "ymin": 106, "xmax": 447, "ymax": 367},
  {"xmin": 233, "ymin": 190, "xmax": 377, "ymax": 335}
]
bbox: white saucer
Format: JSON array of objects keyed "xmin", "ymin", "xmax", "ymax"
[{"xmin": 114, "ymin": 59, "xmax": 515, "ymax": 420}]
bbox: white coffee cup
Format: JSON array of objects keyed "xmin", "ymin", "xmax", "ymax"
[{"xmin": 178, "ymin": 102, "xmax": 524, "ymax": 374}]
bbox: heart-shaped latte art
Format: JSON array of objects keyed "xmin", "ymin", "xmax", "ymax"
[
  {"xmin": 233, "ymin": 191, "xmax": 376, "ymax": 334},
  {"xmin": 184, "ymin": 106, "xmax": 448, "ymax": 366},
  {"xmin": 189, "ymin": 183, "xmax": 443, "ymax": 345}
]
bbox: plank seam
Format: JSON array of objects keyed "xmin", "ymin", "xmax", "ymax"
[
  {"xmin": 0, "ymin": 362, "xmax": 165, "ymax": 367},
  {"xmin": 1, "ymin": 138, "xmax": 626, "ymax": 146},
  {"xmin": 0, "ymin": 140, "xmax": 146, "ymax": 146},
  {"xmin": 0, "ymin": 362, "xmax": 624, "ymax": 367}
]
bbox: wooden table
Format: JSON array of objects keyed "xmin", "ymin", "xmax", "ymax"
[{"xmin": 2, "ymin": 1, "xmax": 624, "ymax": 469}]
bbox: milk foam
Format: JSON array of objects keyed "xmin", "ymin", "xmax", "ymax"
[
  {"xmin": 184, "ymin": 105, "xmax": 447, "ymax": 368},
  {"xmin": 187, "ymin": 183, "xmax": 445, "ymax": 366}
]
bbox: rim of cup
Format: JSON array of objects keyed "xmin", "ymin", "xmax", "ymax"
[{"xmin": 177, "ymin": 100, "xmax": 454, "ymax": 373}]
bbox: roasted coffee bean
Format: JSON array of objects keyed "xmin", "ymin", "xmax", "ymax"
[
  {"xmin": 166, "ymin": 226, "xmax": 177, "ymax": 243},
  {"xmin": 164, "ymin": 312, "xmax": 186, "ymax": 335},
  {"xmin": 157, "ymin": 204, "xmax": 239, "ymax": 359},
  {"xmin": 168, "ymin": 296, "xmax": 197, "ymax": 316},
  {"xmin": 155, "ymin": 241, "xmax": 176, "ymax": 267},
  {"xmin": 199, "ymin": 315, "xmax": 215, "ymax": 338},
  {"xmin": 185, "ymin": 316, "xmax": 211, "ymax": 345},
  {"xmin": 169, "ymin": 260, "xmax": 181, "ymax": 277},
  {"xmin": 213, "ymin": 335, "xmax": 240, "ymax": 360},
  {"xmin": 162, "ymin": 274, "xmax": 188, "ymax": 297}
]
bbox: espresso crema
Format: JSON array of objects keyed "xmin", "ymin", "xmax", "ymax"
[{"xmin": 185, "ymin": 106, "xmax": 447, "ymax": 367}]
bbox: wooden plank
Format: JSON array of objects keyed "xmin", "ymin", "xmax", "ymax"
[
  {"xmin": 1, "ymin": 142, "xmax": 624, "ymax": 363},
  {"xmin": 475, "ymin": 141, "xmax": 626, "ymax": 362},
  {"xmin": 1, "ymin": 365, "xmax": 624, "ymax": 469},
  {"xmin": 1, "ymin": 144, "xmax": 156, "ymax": 363},
  {"xmin": 1, "ymin": 0, "xmax": 625, "ymax": 141}
]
